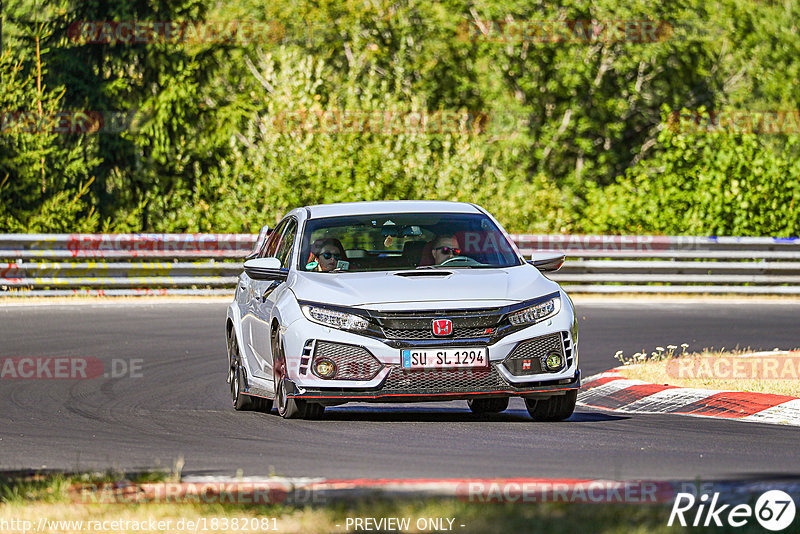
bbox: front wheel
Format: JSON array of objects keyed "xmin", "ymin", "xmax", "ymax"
[
  {"xmin": 524, "ymin": 390, "xmax": 577, "ymax": 421},
  {"xmin": 229, "ymin": 330, "xmax": 255, "ymax": 411},
  {"xmin": 272, "ymin": 332, "xmax": 305, "ymax": 419},
  {"xmin": 467, "ymin": 397, "xmax": 509, "ymax": 414}
]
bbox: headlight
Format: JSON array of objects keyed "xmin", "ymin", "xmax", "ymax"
[
  {"xmin": 508, "ymin": 297, "xmax": 561, "ymax": 325},
  {"xmin": 302, "ymin": 305, "xmax": 369, "ymax": 332}
]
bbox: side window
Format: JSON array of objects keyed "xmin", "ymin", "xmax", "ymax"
[
  {"xmin": 274, "ymin": 219, "xmax": 298, "ymax": 269},
  {"xmin": 260, "ymin": 220, "xmax": 286, "ymax": 258}
]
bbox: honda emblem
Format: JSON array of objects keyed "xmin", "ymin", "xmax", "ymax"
[{"xmin": 432, "ymin": 319, "xmax": 453, "ymax": 337}]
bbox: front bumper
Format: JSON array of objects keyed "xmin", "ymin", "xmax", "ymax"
[
  {"xmin": 279, "ymin": 291, "xmax": 579, "ymax": 403},
  {"xmin": 286, "ymin": 367, "xmax": 580, "ymax": 403}
]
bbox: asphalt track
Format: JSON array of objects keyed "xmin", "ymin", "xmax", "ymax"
[{"xmin": 1, "ymin": 299, "xmax": 799, "ymax": 480}]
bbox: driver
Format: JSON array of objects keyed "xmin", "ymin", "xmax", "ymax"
[{"xmin": 430, "ymin": 235, "xmax": 461, "ymax": 265}]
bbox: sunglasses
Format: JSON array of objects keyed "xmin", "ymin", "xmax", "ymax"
[
  {"xmin": 320, "ymin": 251, "xmax": 342, "ymax": 260},
  {"xmin": 433, "ymin": 246, "xmax": 460, "ymax": 255}
]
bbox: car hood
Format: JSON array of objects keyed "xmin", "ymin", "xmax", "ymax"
[{"xmin": 289, "ymin": 265, "xmax": 559, "ymax": 309}]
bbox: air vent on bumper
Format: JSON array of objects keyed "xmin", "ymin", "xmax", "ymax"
[
  {"xmin": 503, "ymin": 333, "xmax": 565, "ymax": 376},
  {"xmin": 311, "ymin": 341, "xmax": 383, "ymax": 380}
]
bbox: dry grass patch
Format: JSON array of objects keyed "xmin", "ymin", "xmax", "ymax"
[{"xmin": 615, "ymin": 347, "xmax": 800, "ymax": 397}]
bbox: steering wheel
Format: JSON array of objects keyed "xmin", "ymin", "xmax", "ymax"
[{"xmin": 439, "ymin": 255, "xmax": 481, "ymax": 266}]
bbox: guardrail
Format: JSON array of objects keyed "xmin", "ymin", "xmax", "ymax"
[
  {"xmin": 2, "ymin": 233, "xmax": 799, "ymax": 296},
  {"xmin": 511, "ymin": 235, "xmax": 800, "ymax": 295}
]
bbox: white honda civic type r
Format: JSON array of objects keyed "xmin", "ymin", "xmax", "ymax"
[{"xmin": 225, "ymin": 201, "xmax": 579, "ymax": 420}]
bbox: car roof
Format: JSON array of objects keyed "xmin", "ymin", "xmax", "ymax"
[{"xmin": 304, "ymin": 200, "xmax": 482, "ymax": 219}]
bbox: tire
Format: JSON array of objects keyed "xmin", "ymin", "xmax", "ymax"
[
  {"xmin": 524, "ymin": 390, "xmax": 577, "ymax": 421},
  {"xmin": 303, "ymin": 403, "xmax": 326, "ymax": 419},
  {"xmin": 228, "ymin": 330, "xmax": 255, "ymax": 411},
  {"xmin": 272, "ymin": 331, "xmax": 305, "ymax": 419},
  {"xmin": 467, "ymin": 397, "xmax": 509, "ymax": 414}
]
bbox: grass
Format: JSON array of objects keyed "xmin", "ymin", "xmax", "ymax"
[
  {"xmin": 614, "ymin": 346, "xmax": 800, "ymax": 397},
  {"xmin": 1, "ymin": 472, "xmax": 785, "ymax": 533}
]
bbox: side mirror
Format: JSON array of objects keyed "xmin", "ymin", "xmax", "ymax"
[
  {"xmin": 245, "ymin": 225, "xmax": 272, "ymax": 260},
  {"xmin": 528, "ymin": 251, "xmax": 565, "ymax": 272},
  {"xmin": 244, "ymin": 257, "xmax": 288, "ymax": 281}
]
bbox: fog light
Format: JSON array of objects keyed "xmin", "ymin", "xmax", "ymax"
[
  {"xmin": 314, "ymin": 358, "xmax": 336, "ymax": 379},
  {"xmin": 544, "ymin": 352, "xmax": 564, "ymax": 372}
]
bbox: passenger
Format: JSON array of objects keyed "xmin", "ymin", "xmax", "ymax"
[
  {"xmin": 430, "ymin": 235, "xmax": 461, "ymax": 265},
  {"xmin": 308, "ymin": 238, "xmax": 346, "ymax": 271}
]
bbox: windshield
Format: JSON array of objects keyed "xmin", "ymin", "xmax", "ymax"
[{"xmin": 298, "ymin": 212, "xmax": 523, "ymax": 272}]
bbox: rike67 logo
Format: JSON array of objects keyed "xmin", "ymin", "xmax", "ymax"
[{"xmin": 669, "ymin": 490, "xmax": 796, "ymax": 531}]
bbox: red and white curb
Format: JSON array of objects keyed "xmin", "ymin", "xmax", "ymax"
[{"xmin": 578, "ymin": 369, "xmax": 800, "ymax": 427}]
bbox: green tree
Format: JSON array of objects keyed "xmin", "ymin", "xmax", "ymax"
[
  {"xmin": 0, "ymin": 22, "xmax": 100, "ymax": 232},
  {"xmin": 583, "ymin": 109, "xmax": 800, "ymax": 236},
  {"xmin": 155, "ymin": 46, "xmax": 570, "ymax": 233}
]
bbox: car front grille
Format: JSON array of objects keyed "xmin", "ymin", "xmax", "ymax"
[
  {"xmin": 370, "ymin": 307, "xmax": 505, "ymax": 342},
  {"xmin": 313, "ymin": 341, "xmax": 383, "ymax": 380},
  {"xmin": 503, "ymin": 333, "xmax": 564, "ymax": 376},
  {"xmin": 379, "ymin": 364, "xmax": 509, "ymax": 393}
]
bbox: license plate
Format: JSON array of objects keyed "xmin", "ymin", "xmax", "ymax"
[{"xmin": 401, "ymin": 347, "xmax": 488, "ymax": 369}]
